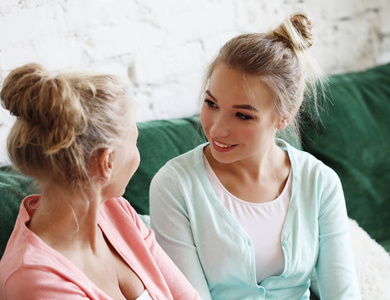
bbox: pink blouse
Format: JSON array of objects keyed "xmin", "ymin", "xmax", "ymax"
[{"xmin": 0, "ymin": 196, "xmax": 200, "ymax": 300}]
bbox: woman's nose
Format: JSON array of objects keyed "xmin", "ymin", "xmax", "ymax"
[{"xmin": 210, "ymin": 115, "xmax": 230, "ymax": 138}]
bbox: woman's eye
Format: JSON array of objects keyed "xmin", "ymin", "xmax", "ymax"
[
  {"xmin": 205, "ymin": 99, "xmax": 218, "ymax": 109},
  {"xmin": 236, "ymin": 112, "xmax": 254, "ymax": 120}
]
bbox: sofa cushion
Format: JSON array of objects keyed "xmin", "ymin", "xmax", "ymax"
[
  {"xmin": 381, "ymin": 239, "xmax": 390, "ymax": 254},
  {"xmin": 0, "ymin": 166, "xmax": 38, "ymax": 257},
  {"xmin": 301, "ymin": 63, "xmax": 390, "ymax": 245}
]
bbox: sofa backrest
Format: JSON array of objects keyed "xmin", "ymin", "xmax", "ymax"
[{"xmin": 300, "ymin": 63, "xmax": 390, "ymax": 244}]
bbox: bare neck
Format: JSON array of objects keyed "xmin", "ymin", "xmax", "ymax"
[
  {"xmin": 28, "ymin": 185, "xmax": 105, "ymax": 254},
  {"xmin": 205, "ymin": 140, "xmax": 289, "ymax": 181},
  {"xmin": 204, "ymin": 141, "xmax": 291, "ymax": 203}
]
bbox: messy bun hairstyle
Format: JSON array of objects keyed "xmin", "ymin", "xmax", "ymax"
[
  {"xmin": 1, "ymin": 63, "xmax": 131, "ymax": 186},
  {"xmin": 272, "ymin": 13, "xmax": 313, "ymax": 51},
  {"xmin": 203, "ymin": 12, "xmax": 323, "ymax": 142}
]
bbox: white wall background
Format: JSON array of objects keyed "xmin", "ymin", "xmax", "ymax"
[{"xmin": 0, "ymin": 0, "xmax": 389, "ymax": 165}]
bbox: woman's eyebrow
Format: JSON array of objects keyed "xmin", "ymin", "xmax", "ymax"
[
  {"xmin": 205, "ymin": 90, "xmax": 217, "ymax": 101},
  {"xmin": 232, "ymin": 104, "xmax": 259, "ymax": 112},
  {"xmin": 206, "ymin": 89, "xmax": 258, "ymax": 112}
]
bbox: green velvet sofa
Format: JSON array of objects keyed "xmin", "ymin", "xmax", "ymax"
[{"xmin": 1, "ymin": 62, "xmax": 389, "ymax": 271}]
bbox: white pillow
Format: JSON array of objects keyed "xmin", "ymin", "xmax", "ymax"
[{"xmin": 349, "ymin": 218, "xmax": 390, "ymax": 299}]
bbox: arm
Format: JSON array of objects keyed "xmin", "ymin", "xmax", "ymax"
[
  {"xmin": 315, "ymin": 167, "xmax": 361, "ymax": 299},
  {"xmin": 149, "ymin": 165, "xmax": 212, "ymax": 300}
]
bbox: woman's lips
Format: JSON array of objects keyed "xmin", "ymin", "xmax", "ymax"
[{"xmin": 212, "ymin": 139, "xmax": 238, "ymax": 152}]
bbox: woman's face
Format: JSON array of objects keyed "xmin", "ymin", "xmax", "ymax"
[
  {"xmin": 114, "ymin": 119, "xmax": 140, "ymax": 195},
  {"xmin": 104, "ymin": 102, "xmax": 140, "ymax": 199},
  {"xmin": 200, "ymin": 64, "xmax": 279, "ymax": 165}
]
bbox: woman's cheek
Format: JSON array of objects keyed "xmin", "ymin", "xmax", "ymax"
[{"xmin": 200, "ymin": 107, "xmax": 210, "ymax": 131}]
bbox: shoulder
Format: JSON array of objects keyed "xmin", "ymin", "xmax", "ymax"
[
  {"xmin": 1, "ymin": 242, "xmax": 86, "ymax": 299},
  {"xmin": 0, "ymin": 204, "xmax": 49, "ymax": 284},
  {"xmin": 282, "ymin": 140, "xmax": 340, "ymax": 183},
  {"xmin": 283, "ymin": 141, "xmax": 344, "ymax": 211},
  {"xmin": 151, "ymin": 144, "xmax": 206, "ymax": 185},
  {"xmin": 282, "ymin": 140, "xmax": 343, "ymax": 205},
  {"xmin": 101, "ymin": 197, "xmax": 151, "ymax": 237},
  {"xmin": 150, "ymin": 144, "xmax": 212, "ymax": 214},
  {"xmin": 104, "ymin": 197, "xmax": 136, "ymax": 217},
  {"xmin": 165, "ymin": 143, "xmax": 205, "ymax": 169},
  {"xmin": 2, "ymin": 265, "xmax": 87, "ymax": 299}
]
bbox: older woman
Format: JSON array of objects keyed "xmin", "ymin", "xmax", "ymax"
[{"xmin": 0, "ymin": 63, "xmax": 200, "ymax": 300}]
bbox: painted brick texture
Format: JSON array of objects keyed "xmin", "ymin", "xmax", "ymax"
[{"xmin": 0, "ymin": 0, "xmax": 389, "ymax": 164}]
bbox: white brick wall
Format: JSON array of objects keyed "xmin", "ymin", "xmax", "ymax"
[{"xmin": 0, "ymin": 0, "xmax": 389, "ymax": 165}]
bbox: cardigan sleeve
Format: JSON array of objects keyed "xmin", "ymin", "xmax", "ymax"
[
  {"xmin": 150, "ymin": 164, "xmax": 212, "ymax": 300},
  {"xmin": 315, "ymin": 166, "xmax": 361, "ymax": 299}
]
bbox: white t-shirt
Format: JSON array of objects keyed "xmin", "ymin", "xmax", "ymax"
[
  {"xmin": 136, "ymin": 289, "xmax": 152, "ymax": 300},
  {"xmin": 204, "ymin": 155, "xmax": 291, "ymax": 283}
]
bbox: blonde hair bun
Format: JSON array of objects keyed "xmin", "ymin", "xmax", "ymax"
[
  {"xmin": 1, "ymin": 63, "xmax": 86, "ymax": 155},
  {"xmin": 273, "ymin": 12, "xmax": 313, "ymax": 51},
  {"xmin": 1, "ymin": 63, "xmax": 131, "ymax": 184}
]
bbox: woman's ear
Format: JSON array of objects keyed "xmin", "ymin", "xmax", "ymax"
[
  {"xmin": 99, "ymin": 148, "xmax": 115, "ymax": 181},
  {"xmin": 276, "ymin": 117, "xmax": 290, "ymax": 130}
]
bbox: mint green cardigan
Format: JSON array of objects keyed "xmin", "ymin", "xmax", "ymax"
[{"xmin": 150, "ymin": 141, "xmax": 361, "ymax": 300}]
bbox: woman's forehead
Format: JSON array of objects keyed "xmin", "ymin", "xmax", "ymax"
[{"xmin": 208, "ymin": 66, "xmax": 275, "ymax": 108}]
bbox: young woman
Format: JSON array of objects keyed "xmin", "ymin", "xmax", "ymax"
[
  {"xmin": 150, "ymin": 13, "xmax": 361, "ymax": 299},
  {"xmin": 0, "ymin": 63, "xmax": 201, "ymax": 300}
]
